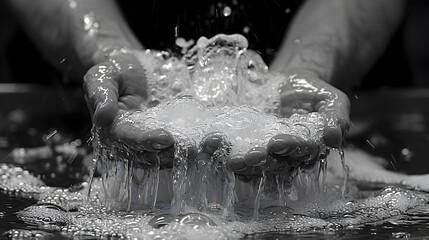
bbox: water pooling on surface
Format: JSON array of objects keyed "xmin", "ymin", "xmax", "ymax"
[{"xmin": 2, "ymin": 149, "xmax": 429, "ymax": 239}]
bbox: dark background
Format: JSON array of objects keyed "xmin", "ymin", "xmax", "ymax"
[
  {"xmin": 0, "ymin": 0, "xmax": 429, "ymax": 174},
  {"xmin": 1, "ymin": 0, "xmax": 428, "ymax": 90}
]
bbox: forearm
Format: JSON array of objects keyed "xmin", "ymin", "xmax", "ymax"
[
  {"xmin": 271, "ymin": 0, "xmax": 405, "ymax": 90},
  {"xmin": 7, "ymin": 0, "xmax": 142, "ymax": 80}
]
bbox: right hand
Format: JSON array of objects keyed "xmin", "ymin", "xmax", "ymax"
[{"xmin": 83, "ymin": 50, "xmax": 177, "ymax": 166}]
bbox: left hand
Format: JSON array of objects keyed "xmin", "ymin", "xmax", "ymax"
[{"xmin": 240, "ymin": 70, "xmax": 351, "ymax": 173}]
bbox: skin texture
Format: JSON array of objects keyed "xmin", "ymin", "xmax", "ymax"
[
  {"xmin": 6, "ymin": 0, "xmax": 405, "ymax": 175},
  {"xmin": 7, "ymin": 0, "xmax": 177, "ymax": 158}
]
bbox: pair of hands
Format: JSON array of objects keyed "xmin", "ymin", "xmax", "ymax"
[{"xmin": 84, "ymin": 51, "xmax": 350, "ymax": 175}]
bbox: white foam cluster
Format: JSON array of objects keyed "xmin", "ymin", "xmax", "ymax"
[
  {"xmin": 1, "ymin": 163, "xmax": 428, "ymax": 239},
  {"xmin": 121, "ymin": 96, "xmax": 324, "ymax": 156},
  {"xmin": 95, "ymin": 34, "xmax": 327, "ymax": 212},
  {"xmin": 133, "ymin": 34, "xmax": 283, "ymax": 113},
  {"xmin": 118, "ymin": 34, "xmax": 326, "ymax": 158}
]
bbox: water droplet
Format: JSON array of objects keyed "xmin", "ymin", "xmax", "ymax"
[
  {"xmin": 68, "ymin": 0, "xmax": 77, "ymax": 8},
  {"xmin": 174, "ymin": 25, "xmax": 179, "ymax": 38},
  {"xmin": 83, "ymin": 12, "xmax": 99, "ymax": 35},
  {"xmin": 175, "ymin": 38, "xmax": 187, "ymax": 48},
  {"xmin": 243, "ymin": 26, "xmax": 250, "ymax": 34},
  {"xmin": 366, "ymin": 139, "xmax": 376, "ymax": 149},
  {"xmin": 391, "ymin": 232, "xmax": 411, "ymax": 239},
  {"xmin": 400, "ymin": 148, "xmax": 413, "ymax": 161},
  {"xmin": 223, "ymin": 6, "xmax": 232, "ymax": 17}
]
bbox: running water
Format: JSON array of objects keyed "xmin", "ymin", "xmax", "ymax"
[
  {"xmin": 339, "ymin": 147, "xmax": 349, "ymax": 196},
  {"xmin": 92, "ymin": 34, "xmax": 328, "ymax": 214},
  {"xmin": 253, "ymin": 172, "xmax": 267, "ymax": 221},
  {"xmin": 2, "ymin": 34, "xmax": 429, "ymax": 239},
  {"xmin": 2, "ymin": 153, "xmax": 429, "ymax": 239}
]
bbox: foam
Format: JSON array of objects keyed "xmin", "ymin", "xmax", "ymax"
[
  {"xmin": 1, "ymin": 160, "xmax": 428, "ymax": 239},
  {"xmin": 94, "ymin": 34, "xmax": 327, "ymax": 211}
]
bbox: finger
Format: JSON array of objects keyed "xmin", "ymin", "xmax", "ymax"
[
  {"xmin": 117, "ymin": 66, "xmax": 148, "ymax": 110},
  {"xmin": 317, "ymin": 89, "xmax": 351, "ymax": 147},
  {"xmin": 323, "ymin": 123, "xmax": 343, "ymax": 147},
  {"xmin": 152, "ymin": 146, "xmax": 176, "ymax": 166},
  {"xmin": 201, "ymin": 133, "xmax": 226, "ymax": 155},
  {"xmin": 226, "ymin": 154, "xmax": 247, "ymax": 171},
  {"xmin": 113, "ymin": 122, "xmax": 174, "ymax": 152},
  {"xmin": 83, "ymin": 64, "xmax": 120, "ymax": 128},
  {"xmin": 258, "ymin": 155, "xmax": 274, "ymax": 170},
  {"xmin": 119, "ymin": 95, "xmax": 145, "ymax": 110},
  {"xmin": 264, "ymin": 158, "xmax": 292, "ymax": 173},
  {"xmin": 321, "ymin": 110, "xmax": 350, "ymax": 147},
  {"xmin": 235, "ymin": 166, "xmax": 261, "ymax": 176},
  {"xmin": 195, "ymin": 152, "xmax": 211, "ymax": 164},
  {"xmin": 279, "ymin": 92, "xmax": 320, "ymax": 117},
  {"xmin": 244, "ymin": 146, "xmax": 268, "ymax": 167},
  {"xmin": 267, "ymin": 134, "xmax": 319, "ymax": 158}
]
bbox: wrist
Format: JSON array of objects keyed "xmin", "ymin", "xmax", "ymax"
[
  {"xmin": 64, "ymin": 0, "xmax": 142, "ymax": 68},
  {"xmin": 273, "ymin": 42, "xmax": 339, "ymax": 84},
  {"xmin": 74, "ymin": 23, "xmax": 142, "ymax": 68}
]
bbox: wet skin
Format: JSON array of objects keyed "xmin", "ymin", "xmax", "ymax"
[
  {"xmin": 84, "ymin": 37, "xmax": 350, "ymax": 176},
  {"xmin": 84, "ymin": 52, "xmax": 176, "ymax": 158},
  {"xmin": 195, "ymin": 37, "xmax": 350, "ymax": 176}
]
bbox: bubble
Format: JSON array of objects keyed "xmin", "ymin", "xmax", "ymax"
[
  {"xmin": 223, "ymin": 6, "xmax": 232, "ymax": 17},
  {"xmin": 175, "ymin": 38, "xmax": 187, "ymax": 48},
  {"xmin": 83, "ymin": 12, "xmax": 99, "ymax": 36},
  {"xmin": 68, "ymin": 0, "xmax": 77, "ymax": 8},
  {"xmin": 400, "ymin": 148, "xmax": 413, "ymax": 161},
  {"xmin": 392, "ymin": 232, "xmax": 411, "ymax": 238},
  {"xmin": 2, "ymin": 34, "xmax": 419, "ymax": 238},
  {"xmin": 243, "ymin": 26, "xmax": 250, "ymax": 34}
]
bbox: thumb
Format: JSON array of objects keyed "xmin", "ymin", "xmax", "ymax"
[{"xmin": 83, "ymin": 63, "xmax": 120, "ymax": 128}]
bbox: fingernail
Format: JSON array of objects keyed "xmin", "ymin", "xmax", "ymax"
[
  {"xmin": 227, "ymin": 155, "xmax": 247, "ymax": 171},
  {"xmin": 244, "ymin": 147, "xmax": 268, "ymax": 166}
]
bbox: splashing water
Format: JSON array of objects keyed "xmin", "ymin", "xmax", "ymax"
[
  {"xmin": 339, "ymin": 147, "xmax": 349, "ymax": 196},
  {"xmin": 2, "ymin": 147, "xmax": 429, "ymax": 239},
  {"xmin": 2, "ymin": 34, "xmax": 429, "ymax": 239},
  {"xmin": 93, "ymin": 34, "xmax": 328, "ymax": 215}
]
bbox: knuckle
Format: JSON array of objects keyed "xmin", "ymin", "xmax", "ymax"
[{"xmin": 83, "ymin": 62, "xmax": 117, "ymax": 84}]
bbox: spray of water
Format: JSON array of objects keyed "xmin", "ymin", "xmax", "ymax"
[{"xmin": 92, "ymin": 34, "xmax": 336, "ymax": 219}]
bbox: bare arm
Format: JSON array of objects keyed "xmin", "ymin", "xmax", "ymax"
[
  {"xmin": 6, "ymin": 0, "xmax": 177, "ymax": 159},
  {"xmin": 6, "ymin": 0, "xmax": 142, "ymax": 80},
  {"xmin": 271, "ymin": 0, "xmax": 405, "ymax": 90}
]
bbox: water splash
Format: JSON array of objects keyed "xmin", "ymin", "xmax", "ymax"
[
  {"xmin": 93, "ymin": 34, "xmax": 329, "ymax": 215},
  {"xmin": 318, "ymin": 148, "xmax": 329, "ymax": 193},
  {"xmin": 339, "ymin": 147, "xmax": 349, "ymax": 196},
  {"xmin": 2, "ymin": 161, "xmax": 429, "ymax": 239},
  {"xmin": 253, "ymin": 172, "xmax": 266, "ymax": 221}
]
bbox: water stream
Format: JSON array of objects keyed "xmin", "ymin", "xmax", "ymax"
[{"xmin": 1, "ymin": 34, "xmax": 429, "ymax": 239}]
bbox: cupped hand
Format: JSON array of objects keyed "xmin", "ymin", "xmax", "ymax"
[
  {"xmin": 277, "ymin": 70, "xmax": 350, "ymax": 147},
  {"xmin": 267, "ymin": 70, "xmax": 350, "ymax": 167},
  {"xmin": 83, "ymin": 49, "xmax": 176, "ymax": 166},
  {"xmin": 241, "ymin": 70, "xmax": 350, "ymax": 173}
]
